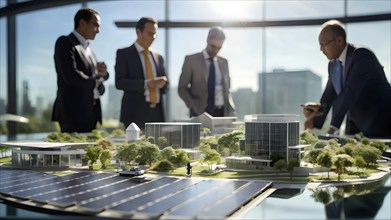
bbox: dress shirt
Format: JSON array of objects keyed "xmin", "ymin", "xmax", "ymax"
[
  {"xmin": 135, "ymin": 42, "xmax": 161, "ymax": 103},
  {"xmin": 202, "ymin": 50, "xmax": 224, "ymax": 107}
]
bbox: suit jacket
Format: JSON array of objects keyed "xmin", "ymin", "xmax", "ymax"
[
  {"xmin": 52, "ymin": 33, "xmax": 109, "ymax": 128},
  {"xmin": 178, "ymin": 52, "xmax": 235, "ymax": 117},
  {"xmin": 115, "ymin": 44, "xmax": 168, "ymax": 129},
  {"xmin": 314, "ymin": 43, "xmax": 391, "ymax": 138}
]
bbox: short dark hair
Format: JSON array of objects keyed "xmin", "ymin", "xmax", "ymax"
[
  {"xmin": 74, "ymin": 8, "xmax": 99, "ymax": 29},
  {"xmin": 321, "ymin": 19, "xmax": 346, "ymax": 41},
  {"xmin": 207, "ymin": 26, "xmax": 225, "ymax": 41},
  {"xmin": 136, "ymin": 17, "xmax": 158, "ymax": 32}
]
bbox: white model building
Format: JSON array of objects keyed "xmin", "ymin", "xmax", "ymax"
[{"xmin": 126, "ymin": 122, "xmax": 141, "ymax": 143}]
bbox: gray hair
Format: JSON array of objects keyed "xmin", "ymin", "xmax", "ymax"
[
  {"xmin": 321, "ymin": 19, "xmax": 346, "ymax": 41},
  {"xmin": 207, "ymin": 26, "xmax": 226, "ymax": 41}
]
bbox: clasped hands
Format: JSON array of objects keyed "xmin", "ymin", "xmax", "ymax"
[
  {"xmin": 95, "ymin": 62, "xmax": 108, "ymax": 85},
  {"xmin": 147, "ymin": 76, "xmax": 167, "ymax": 89}
]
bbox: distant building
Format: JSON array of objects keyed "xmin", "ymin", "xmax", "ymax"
[
  {"xmin": 145, "ymin": 122, "xmax": 201, "ymax": 149},
  {"xmin": 21, "ymin": 80, "xmax": 35, "ymax": 115},
  {"xmin": 258, "ymin": 69, "xmax": 322, "ymax": 130},
  {"xmin": 231, "ymin": 88, "xmax": 257, "ymax": 121},
  {"xmin": 105, "ymin": 84, "xmax": 122, "ymax": 120},
  {"xmin": 167, "ymin": 87, "xmax": 189, "ymax": 121}
]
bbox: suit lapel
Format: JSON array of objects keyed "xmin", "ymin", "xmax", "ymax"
[
  {"xmin": 129, "ymin": 44, "xmax": 146, "ymax": 80},
  {"xmin": 71, "ymin": 34, "xmax": 95, "ymax": 76}
]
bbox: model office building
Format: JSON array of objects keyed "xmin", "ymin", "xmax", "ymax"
[
  {"xmin": 245, "ymin": 114, "xmax": 300, "ymax": 159},
  {"xmin": 226, "ymin": 114, "xmax": 300, "ymax": 169},
  {"xmin": 144, "ymin": 122, "xmax": 201, "ymax": 149}
]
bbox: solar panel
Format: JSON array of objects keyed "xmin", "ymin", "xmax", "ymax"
[{"xmin": 0, "ymin": 168, "xmax": 272, "ymax": 219}]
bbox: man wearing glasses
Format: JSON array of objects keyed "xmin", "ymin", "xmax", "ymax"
[
  {"xmin": 303, "ymin": 19, "xmax": 391, "ymax": 138},
  {"xmin": 178, "ymin": 26, "xmax": 235, "ymax": 117}
]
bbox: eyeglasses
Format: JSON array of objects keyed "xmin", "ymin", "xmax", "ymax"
[{"xmin": 319, "ymin": 37, "xmax": 336, "ymax": 48}]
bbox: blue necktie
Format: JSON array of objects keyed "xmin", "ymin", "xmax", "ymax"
[
  {"xmin": 332, "ymin": 59, "xmax": 342, "ymax": 95},
  {"xmin": 207, "ymin": 57, "xmax": 215, "ymax": 114}
]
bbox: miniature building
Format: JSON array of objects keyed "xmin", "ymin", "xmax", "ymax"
[
  {"xmin": 226, "ymin": 114, "xmax": 301, "ymax": 169},
  {"xmin": 245, "ymin": 114, "xmax": 300, "ymax": 161},
  {"xmin": 1, "ymin": 142, "xmax": 93, "ymax": 168},
  {"xmin": 177, "ymin": 112, "xmax": 239, "ymax": 135},
  {"xmin": 126, "ymin": 122, "xmax": 141, "ymax": 143},
  {"xmin": 144, "ymin": 122, "xmax": 201, "ymax": 149}
]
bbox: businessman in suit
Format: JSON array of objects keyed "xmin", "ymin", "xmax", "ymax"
[
  {"xmin": 304, "ymin": 19, "xmax": 391, "ymax": 138},
  {"xmin": 52, "ymin": 8, "xmax": 109, "ymax": 133},
  {"xmin": 178, "ymin": 26, "xmax": 235, "ymax": 117},
  {"xmin": 115, "ymin": 17, "xmax": 168, "ymax": 130}
]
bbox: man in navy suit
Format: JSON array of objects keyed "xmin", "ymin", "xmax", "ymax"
[
  {"xmin": 115, "ymin": 17, "xmax": 168, "ymax": 130},
  {"xmin": 52, "ymin": 8, "xmax": 109, "ymax": 133},
  {"xmin": 304, "ymin": 19, "xmax": 391, "ymax": 138}
]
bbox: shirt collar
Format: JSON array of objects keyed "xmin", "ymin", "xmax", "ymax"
[
  {"xmin": 338, "ymin": 44, "xmax": 348, "ymax": 65},
  {"xmin": 135, "ymin": 41, "xmax": 154, "ymax": 54},
  {"xmin": 72, "ymin": 30, "xmax": 89, "ymax": 48}
]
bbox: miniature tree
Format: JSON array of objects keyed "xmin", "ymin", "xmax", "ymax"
[
  {"xmin": 201, "ymin": 127, "xmax": 211, "ymax": 138},
  {"xmin": 273, "ymin": 159, "xmax": 287, "ymax": 175},
  {"xmin": 111, "ymin": 128, "xmax": 125, "ymax": 137},
  {"xmin": 317, "ymin": 151, "xmax": 333, "ymax": 179},
  {"xmin": 217, "ymin": 131, "xmax": 243, "ymax": 155},
  {"xmin": 116, "ymin": 143, "xmax": 139, "ymax": 165},
  {"xmin": 333, "ymin": 154, "xmax": 354, "ymax": 181},
  {"xmin": 161, "ymin": 147, "xmax": 176, "ymax": 162},
  {"xmin": 158, "ymin": 136, "xmax": 168, "ymax": 148},
  {"xmin": 287, "ymin": 159, "xmax": 300, "ymax": 180},
  {"xmin": 137, "ymin": 142, "xmax": 160, "ymax": 166},
  {"xmin": 100, "ymin": 149, "xmax": 112, "ymax": 169},
  {"xmin": 203, "ymin": 149, "xmax": 221, "ymax": 170},
  {"xmin": 84, "ymin": 145, "xmax": 102, "ymax": 170},
  {"xmin": 354, "ymin": 156, "xmax": 366, "ymax": 172},
  {"xmin": 173, "ymin": 149, "xmax": 189, "ymax": 167},
  {"xmin": 305, "ymin": 149, "xmax": 323, "ymax": 167}
]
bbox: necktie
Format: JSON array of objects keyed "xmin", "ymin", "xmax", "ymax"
[
  {"xmin": 331, "ymin": 59, "xmax": 342, "ymax": 95},
  {"xmin": 207, "ymin": 57, "xmax": 215, "ymax": 114},
  {"xmin": 144, "ymin": 49, "xmax": 157, "ymax": 106}
]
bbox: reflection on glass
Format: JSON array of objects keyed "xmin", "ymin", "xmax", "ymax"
[{"xmin": 310, "ymin": 175, "xmax": 391, "ymax": 219}]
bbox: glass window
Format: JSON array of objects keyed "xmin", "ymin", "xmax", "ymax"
[
  {"xmin": 265, "ymin": 1, "xmax": 344, "ymax": 20},
  {"xmin": 169, "ymin": 1, "xmax": 264, "ymax": 21},
  {"xmin": 347, "ymin": 0, "xmax": 391, "ymax": 16},
  {"xmin": 0, "ymin": 18, "xmax": 6, "ymax": 119}
]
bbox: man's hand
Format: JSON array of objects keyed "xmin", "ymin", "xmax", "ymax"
[
  {"xmin": 97, "ymin": 62, "xmax": 108, "ymax": 77},
  {"xmin": 147, "ymin": 76, "xmax": 167, "ymax": 89},
  {"xmin": 302, "ymin": 102, "xmax": 324, "ymax": 130}
]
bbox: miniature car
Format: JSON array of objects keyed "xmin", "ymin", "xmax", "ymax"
[{"xmin": 119, "ymin": 166, "xmax": 145, "ymax": 176}]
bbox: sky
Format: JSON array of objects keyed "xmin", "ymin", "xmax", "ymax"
[{"xmin": 0, "ymin": 0, "xmax": 390, "ymax": 119}]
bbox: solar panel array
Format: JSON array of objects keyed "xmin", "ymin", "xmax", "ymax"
[{"xmin": 0, "ymin": 168, "xmax": 272, "ymax": 219}]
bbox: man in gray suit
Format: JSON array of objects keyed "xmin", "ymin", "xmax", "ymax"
[{"xmin": 178, "ymin": 27, "xmax": 235, "ymax": 117}]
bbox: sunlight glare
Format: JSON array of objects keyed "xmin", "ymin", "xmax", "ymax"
[{"xmin": 209, "ymin": 1, "xmax": 252, "ymax": 20}]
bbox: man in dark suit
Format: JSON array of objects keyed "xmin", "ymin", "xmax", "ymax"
[
  {"xmin": 178, "ymin": 26, "xmax": 235, "ymax": 117},
  {"xmin": 115, "ymin": 17, "xmax": 168, "ymax": 130},
  {"xmin": 304, "ymin": 19, "xmax": 391, "ymax": 138},
  {"xmin": 52, "ymin": 8, "xmax": 109, "ymax": 133}
]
